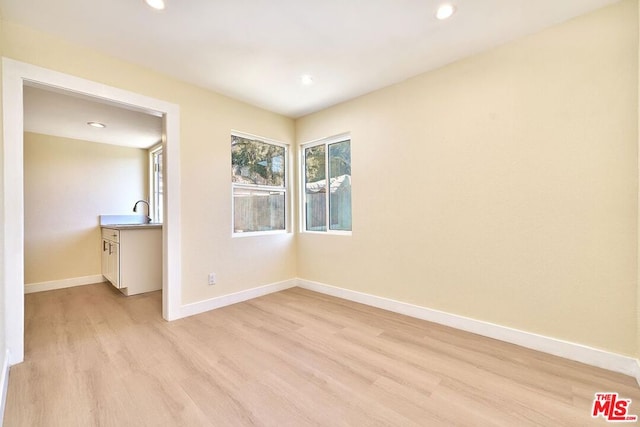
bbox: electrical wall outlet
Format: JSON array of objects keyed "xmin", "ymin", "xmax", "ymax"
[{"xmin": 208, "ymin": 273, "xmax": 216, "ymax": 285}]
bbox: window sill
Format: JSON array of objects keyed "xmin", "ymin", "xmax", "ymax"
[
  {"xmin": 232, "ymin": 230, "xmax": 289, "ymax": 238},
  {"xmin": 300, "ymin": 230, "xmax": 352, "ymax": 236}
]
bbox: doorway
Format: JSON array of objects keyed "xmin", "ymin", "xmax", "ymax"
[{"xmin": 2, "ymin": 58, "xmax": 182, "ymax": 365}]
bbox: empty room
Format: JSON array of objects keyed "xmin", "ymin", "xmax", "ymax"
[{"xmin": 0, "ymin": 0, "xmax": 640, "ymax": 425}]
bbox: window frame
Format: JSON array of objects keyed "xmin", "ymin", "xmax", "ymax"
[
  {"xmin": 148, "ymin": 143, "xmax": 163, "ymax": 224},
  {"xmin": 300, "ymin": 133, "xmax": 352, "ymax": 236},
  {"xmin": 231, "ymin": 131, "xmax": 290, "ymax": 237}
]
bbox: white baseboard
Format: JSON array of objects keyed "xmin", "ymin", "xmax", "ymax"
[
  {"xmin": 297, "ymin": 279, "xmax": 640, "ymax": 379},
  {"xmin": 0, "ymin": 349, "xmax": 10, "ymax": 427},
  {"xmin": 24, "ymin": 275, "xmax": 105, "ymax": 294},
  {"xmin": 179, "ymin": 279, "xmax": 297, "ymax": 319}
]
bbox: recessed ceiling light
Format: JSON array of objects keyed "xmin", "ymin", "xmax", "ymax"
[
  {"xmin": 87, "ymin": 121, "xmax": 106, "ymax": 128},
  {"xmin": 145, "ymin": 0, "xmax": 166, "ymax": 11},
  {"xmin": 436, "ymin": 4, "xmax": 456, "ymax": 20},
  {"xmin": 301, "ymin": 75, "xmax": 314, "ymax": 86}
]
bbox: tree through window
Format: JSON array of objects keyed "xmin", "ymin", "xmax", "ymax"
[{"xmin": 231, "ymin": 133, "xmax": 288, "ymax": 234}]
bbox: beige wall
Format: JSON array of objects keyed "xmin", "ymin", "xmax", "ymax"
[
  {"xmin": 296, "ymin": 0, "xmax": 639, "ymax": 356},
  {"xmin": 1, "ymin": 19, "xmax": 297, "ymax": 304},
  {"xmin": 23, "ymin": 132, "xmax": 147, "ymax": 284}
]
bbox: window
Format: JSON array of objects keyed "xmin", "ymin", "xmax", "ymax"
[
  {"xmin": 149, "ymin": 144, "xmax": 163, "ymax": 223},
  {"xmin": 232, "ymin": 133, "xmax": 288, "ymax": 234},
  {"xmin": 302, "ymin": 134, "xmax": 351, "ymax": 233}
]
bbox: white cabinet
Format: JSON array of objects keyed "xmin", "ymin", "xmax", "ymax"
[
  {"xmin": 102, "ymin": 228, "xmax": 120, "ymax": 288},
  {"xmin": 101, "ymin": 226, "xmax": 161, "ymax": 296}
]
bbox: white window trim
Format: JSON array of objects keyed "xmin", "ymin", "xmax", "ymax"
[
  {"xmin": 231, "ymin": 130, "xmax": 291, "ymax": 237},
  {"xmin": 300, "ymin": 132, "xmax": 352, "ymax": 236},
  {"xmin": 148, "ymin": 143, "xmax": 163, "ymax": 223}
]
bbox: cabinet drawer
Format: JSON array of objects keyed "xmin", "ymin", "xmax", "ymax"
[{"xmin": 101, "ymin": 228, "xmax": 120, "ymax": 242}]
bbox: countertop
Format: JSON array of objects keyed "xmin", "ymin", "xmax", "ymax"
[{"xmin": 101, "ymin": 223, "xmax": 163, "ymax": 230}]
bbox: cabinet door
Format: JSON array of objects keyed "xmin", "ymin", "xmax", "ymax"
[
  {"xmin": 110, "ymin": 242, "xmax": 120, "ymax": 288},
  {"xmin": 101, "ymin": 239, "xmax": 109, "ymax": 280},
  {"xmin": 103, "ymin": 241, "xmax": 121, "ymax": 288}
]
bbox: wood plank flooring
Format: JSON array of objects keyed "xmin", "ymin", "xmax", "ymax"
[{"xmin": 4, "ymin": 283, "xmax": 639, "ymax": 426}]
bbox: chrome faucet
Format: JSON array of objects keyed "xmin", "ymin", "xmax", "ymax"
[{"xmin": 133, "ymin": 200, "xmax": 151, "ymax": 222}]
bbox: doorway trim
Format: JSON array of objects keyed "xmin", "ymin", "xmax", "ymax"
[{"xmin": 2, "ymin": 58, "xmax": 182, "ymax": 365}]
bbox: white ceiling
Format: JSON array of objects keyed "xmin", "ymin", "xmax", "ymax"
[
  {"xmin": 24, "ymin": 84, "xmax": 163, "ymax": 148},
  {"xmin": 1, "ymin": 0, "xmax": 622, "ymax": 119}
]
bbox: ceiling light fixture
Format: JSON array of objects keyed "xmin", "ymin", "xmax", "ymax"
[
  {"xmin": 436, "ymin": 3, "xmax": 456, "ymax": 20},
  {"xmin": 301, "ymin": 75, "xmax": 314, "ymax": 86},
  {"xmin": 145, "ymin": 0, "xmax": 166, "ymax": 11},
  {"xmin": 87, "ymin": 121, "xmax": 106, "ymax": 128}
]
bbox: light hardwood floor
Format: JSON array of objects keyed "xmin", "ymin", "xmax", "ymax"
[{"xmin": 4, "ymin": 283, "xmax": 639, "ymax": 426}]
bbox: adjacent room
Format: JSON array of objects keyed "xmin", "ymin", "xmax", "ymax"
[{"xmin": 0, "ymin": 0, "xmax": 639, "ymax": 425}]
